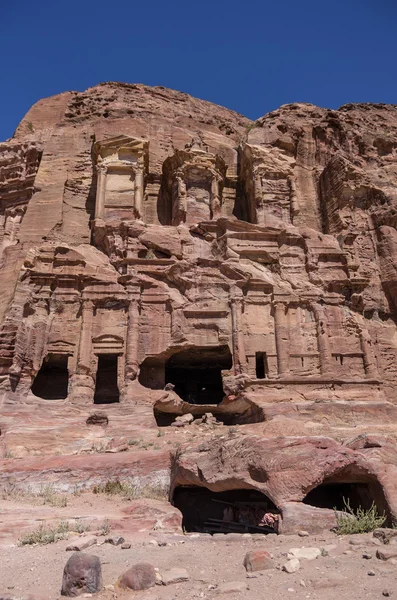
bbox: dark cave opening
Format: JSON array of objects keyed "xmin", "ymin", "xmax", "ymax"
[
  {"xmin": 31, "ymin": 354, "xmax": 69, "ymax": 400},
  {"xmin": 173, "ymin": 487, "xmax": 279, "ymax": 534},
  {"xmin": 303, "ymin": 473, "xmax": 390, "ymax": 525},
  {"xmin": 94, "ymin": 354, "xmax": 120, "ymax": 404},
  {"xmin": 165, "ymin": 346, "xmax": 232, "ymax": 405}
]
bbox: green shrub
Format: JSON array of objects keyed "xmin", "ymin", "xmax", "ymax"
[
  {"xmin": 335, "ymin": 498, "xmax": 386, "ymax": 535},
  {"xmin": 18, "ymin": 521, "xmax": 70, "ymax": 546},
  {"xmin": 38, "ymin": 484, "xmax": 68, "ymax": 507},
  {"xmin": 93, "ymin": 479, "xmax": 167, "ymax": 501}
]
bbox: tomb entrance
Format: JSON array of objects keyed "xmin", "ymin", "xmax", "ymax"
[
  {"xmin": 165, "ymin": 346, "xmax": 232, "ymax": 405},
  {"xmin": 31, "ymin": 353, "xmax": 69, "ymax": 400},
  {"xmin": 94, "ymin": 354, "xmax": 120, "ymax": 404},
  {"xmin": 173, "ymin": 487, "xmax": 279, "ymax": 534}
]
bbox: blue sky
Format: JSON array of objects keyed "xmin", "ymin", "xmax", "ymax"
[{"xmin": 1, "ymin": 0, "xmax": 396, "ymax": 140}]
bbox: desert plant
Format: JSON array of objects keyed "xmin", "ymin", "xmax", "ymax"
[
  {"xmin": 93, "ymin": 478, "xmax": 167, "ymax": 501},
  {"xmin": 98, "ymin": 518, "xmax": 110, "ymax": 536},
  {"xmin": 335, "ymin": 498, "xmax": 386, "ymax": 535},
  {"xmin": 18, "ymin": 520, "xmax": 70, "ymax": 546},
  {"xmin": 38, "ymin": 484, "xmax": 68, "ymax": 507},
  {"xmin": 72, "ymin": 520, "xmax": 91, "ymax": 534}
]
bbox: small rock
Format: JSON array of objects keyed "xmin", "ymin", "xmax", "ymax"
[
  {"xmin": 298, "ymin": 531, "xmax": 309, "ymax": 537},
  {"xmin": 282, "ymin": 558, "xmax": 300, "ymax": 574},
  {"xmin": 288, "ymin": 547, "xmax": 321, "ymax": 561},
  {"xmin": 61, "ymin": 552, "xmax": 102, "ymax": 596},
  {"xmin": 104, "ymin": 584, "xmax": 115, "ymax": 591},
  {"xmin": 363, "ymin": 552, "xmax": 373, "ymax": 559},
  {"xmin": 368, "ymin": 570, "xmax": 376, "ymax": 576},
  {"xmin": 149, "ymin": 539, "xmax": 158, "ymax": 546},
  {"xmin": 243, "ymin": 549, "xmax": 273, "ymax": 572},
  {"xmin": 66, "ymin": 536, "xmax": 97, "ymax": 552},
  {"xmin": 300, "ymin": 580, "xmax": 306, "ymax": 587},
  {"xmin": 216, "ymin": 581, "xmax": 249, "ymax": 594},
  {"xmin": 105, "ymin": 535, "xmax": 124, "ymax": 546},
  {"xmin": 376, "ymin": 549, "xmax": 397, "ymax": 561},
  {"xmin": 161, "ymin": 568, "xmax": 189, "ymax": 585},
  {"xmin": 374, "ymin": 528, "xmax": 397, "ymax": 545},
  {"xmin": 383, "ymin": 591, "xmax": 393, "ymax": 597},
  {"xmin": 121, "ymin": 542, "xmax": 131, "ymax": 550},
  {"xmin": 171, "ymin": 413, "xmax": 194, "ymax": 427},
  {"xmin": 155, "ymin": 572, "xmax": 163, "ymax": 585},
  {"xmin": 116, "ymin": 563, "xmax": 156, "ymax": 591},
  {"xmin": 349, "ymin": 538, "xmax": 363, "ymax": 546}
]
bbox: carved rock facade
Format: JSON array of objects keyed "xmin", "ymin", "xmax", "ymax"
[{"xmin": 2, "ymin": 84, "xmax": 397, "ymax": 530}]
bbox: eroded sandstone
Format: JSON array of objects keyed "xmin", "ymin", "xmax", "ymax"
[{"xmin": 1, "ymin": 83, "xmax": 397, "ymax": 534}]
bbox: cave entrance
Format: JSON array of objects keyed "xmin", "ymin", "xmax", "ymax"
[
  {"xmin": 173, "ymin": 487, "xmax": 279, "ymax": 534},
  {"xmin": 165, "ymin": 346, "xmax": 232, "ymax": 405},
  {"xmin": 303, "ymin": 471, "xmax": 390, "ymax": 525},
  {"xmin": 31, "ymin": 353, "xmax": 69, "ymax": 400},
  {"xmin": 255, "ymin": 352, "xmax": 268, "ymax": 379},
  {"xmin": 94, "ymin": 354, "xmax": 120, "ymax": 404}
]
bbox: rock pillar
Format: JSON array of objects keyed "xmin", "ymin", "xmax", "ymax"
[
  {"xmin": 230, "ymin": 287, "xmax": 246, "ymax": 375},
  {"xmin": 77, "ymin": 299, "xmax": 94, "ymax": 373},
  {"xmin": 70, "ymin": 298, "xmax": 95, "ymax": 404},
  {"xmin": 211, "ymin": 176, "xmax": 221, "ymax": 219},
  {"xmin": 134, "ymin": 169, "xmax": 144, "ymax": 218},
  {"xmin": 359, "ymin": 327, "xmax": 379, "ymax": 379},
  {"xmin": 312, "ymin": 303, "xmax": 333, "ymax": 377},
  {"xmin": 274, "ymin": 301, "xmax": 289, "ymax": 377},
  {"xmin": 32, "ymin": 298, "xmax": 49, "ymax": 374},
  {"xmin": 96, "ymin": 165, "xmax": 107, "ymax": 219},
  {"xmin": 125, "ymin": 287, "xmax": 141, "ymax": 382}
]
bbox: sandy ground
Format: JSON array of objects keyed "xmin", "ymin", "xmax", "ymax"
[{"xmin": 0, "ymin": 492, "xmax": 397, "ymax": 599}]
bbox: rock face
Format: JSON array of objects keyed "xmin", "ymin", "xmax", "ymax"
[{"xmin": 2, "ymin": 83, "xmax": 397, "ymax": 531}]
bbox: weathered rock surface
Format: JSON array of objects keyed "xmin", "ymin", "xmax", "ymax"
[
  {"xmin": 66, "ymin": 535, "xmax": 97, "ymax": 551},
  {"xmin": 2, "ymin": 83, "xmax": 397, "ymax": 534},
  {"xmin": 116, "ymin": 562, "xmax": 156, "ymax": 591},
  {"xmin": 61, "ymin": 552, "xmax": 102, "ymax": 596},
  {"xmin": 243, "ymin": 549, "xmax": 273, "ymax": 572},
  {"xmin": 161, "ymin": 567, "xmax": 190, "ymax": 585}
]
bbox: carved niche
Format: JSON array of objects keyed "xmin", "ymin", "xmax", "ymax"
[
  {"xmin": 94, "ymin": 135, "xmax": 149, "ymax": 221},
  {"xmin": 162, "ymin": 136, "xmax": 227, "ymax": 225},
  {"xmin": 239, "ymin": 143, "xmax": 297, "ymax": 225}
]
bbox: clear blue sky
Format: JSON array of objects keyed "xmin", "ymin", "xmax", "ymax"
[{"xmin": 1, "ymin": 0, "xmax": 396, "ymax": 141}]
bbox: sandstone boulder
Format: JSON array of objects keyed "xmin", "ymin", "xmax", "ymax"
[
  {"xmin": 61, "ymin": 552, "xmax": 102, "ymax": 597},
  {"xmin": 243, "ymin": 549, "xmax": 273, "ymax": 572},
  {"xmin": 116, "ymin": 563, "xmax": 156, "ymax": 591}
]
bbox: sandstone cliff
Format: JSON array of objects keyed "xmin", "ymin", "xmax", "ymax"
[{"xmin": 1, "ymin": 83, "xmax": 397, "ymax": 532}]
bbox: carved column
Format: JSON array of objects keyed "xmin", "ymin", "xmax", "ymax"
[
  {"xmin": 274, "ymin": 301, "xmax": 289, "ymax": 377},
  {"xmin": 125, "ymin": 286, "xmax": 141, "ymax": 382},
  {"xmin": 230, "ymin": 287, "xmax": 247, "ymax": 375},
  {"xmin": 134, "ymin": 169, "xmax": 144, "ymax": 219},
  {"xmin": 175, "ymin": 176, "xmax": 187, "ymax": 224},
  {"xmin": 77, "ymin": 299, "xmax": 94, "ymax": 373},
  {"xmin": 254, "ymin": 171, "xmax": 263, "ymax": 223},
  {"xmin": 211, "ymin": 176, "xmax": 221, "ymax": 219},
  {"xmin": 359, "ymin": 327, "xmax": 379, "ymax": 379},
  {"xmin": 69, "ymin": 298, "xmax": 95, "ymax": 404},
  {"xmin": 96, "ymin": 165, "xmax": 107, "ymax": 219},
  {"xmin": 312, "ymin": 303, "xmax": 333, "ymax": 376},
  {"xmin": 32, "ymin": 298, "xmax": 49, "ymax": 374}
]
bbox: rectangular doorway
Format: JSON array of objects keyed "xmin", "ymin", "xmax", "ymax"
[
  {"xmin": 94, "ymin": 354, "xmax": 120, "ymax": 404},
  {"xmin": 255, "ymin": 352, "xmax": 268, "ymax": 379}
]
